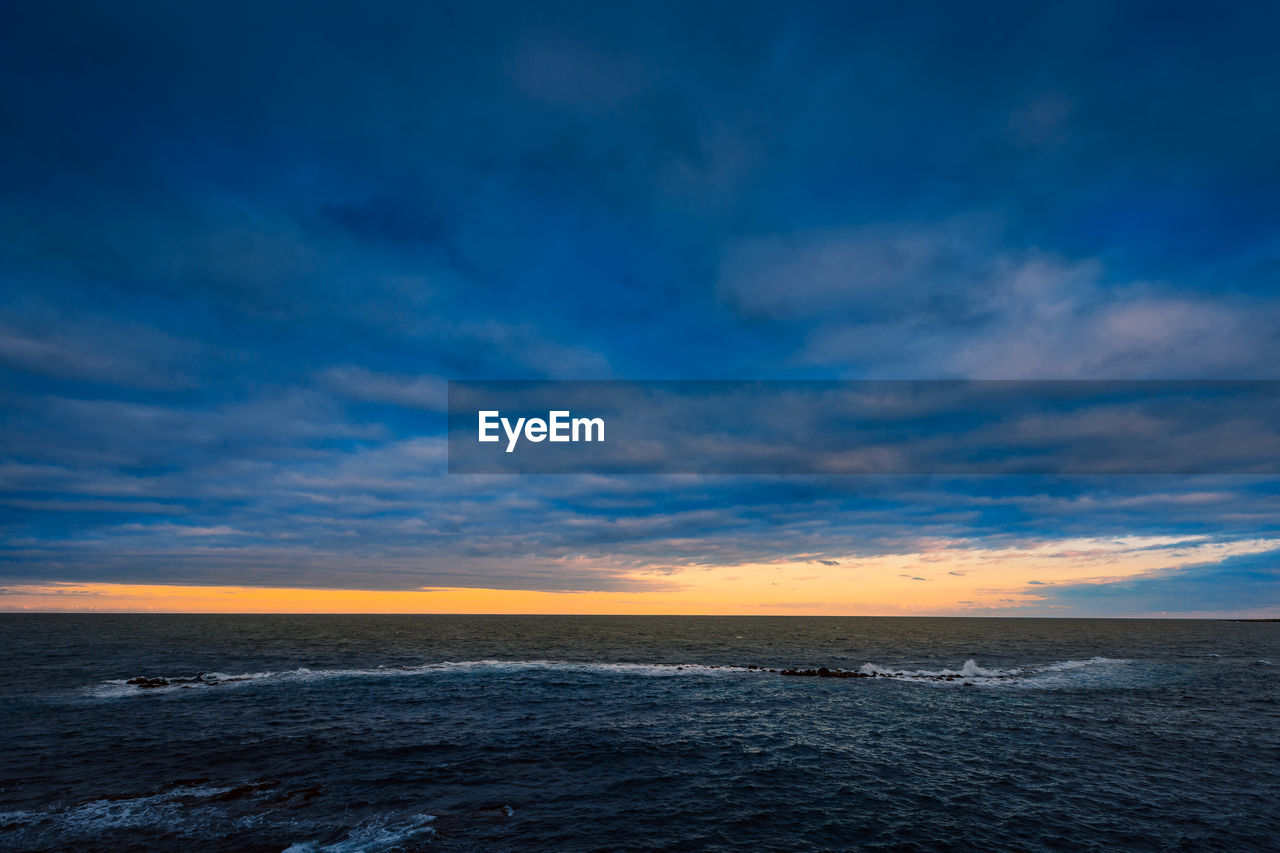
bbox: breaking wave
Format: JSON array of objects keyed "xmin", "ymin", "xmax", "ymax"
[
  {"xmin": 0, "ymin": 783, "xmax": 259, "ymax": 838},
  {"xmin": 281, "ymin": 813, "xmax": 437, "ymax": 853},
  {"xmin": 0, "ymin": 782, "xmax": 441, "ymax": 853},
  {"xmin": 87, "ymin": 660, "xmax": 753, "ymax": 697},
  {"xmin": 88, "ymin": 656, "xmax": 1133, "ymax": 697},
  {"xmin": 850, "ymin": 656, "xmax": 1129, "ymax": 685}
]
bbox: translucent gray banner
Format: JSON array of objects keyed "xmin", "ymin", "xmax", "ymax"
[{"xmin": 447, "ymin": 380, "xmax": 1280, "ymax": 474}]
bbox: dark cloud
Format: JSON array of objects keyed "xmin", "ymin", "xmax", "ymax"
[{"xmin": 446, "ymin": 380, "xmax": 1280, "ymax": 474}]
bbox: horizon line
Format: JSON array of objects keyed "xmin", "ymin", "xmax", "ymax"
[{"xmin": 1, "ymin": 611, "xmax": 1274, "ymax": 620}]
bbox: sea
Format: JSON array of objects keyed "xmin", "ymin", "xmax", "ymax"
[{"xmin": 0, "ymin": 615, "xmax": 1276, "ymax": 851}]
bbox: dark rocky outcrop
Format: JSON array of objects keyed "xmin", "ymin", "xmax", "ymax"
[{"xmin": 776, "ymin": 667, "xmax": 873, "ymax": 678}]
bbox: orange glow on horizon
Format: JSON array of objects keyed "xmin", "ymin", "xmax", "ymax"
[{"xmin": 3, "ymin": 535, "xmax": 1278, "ymax": 616}]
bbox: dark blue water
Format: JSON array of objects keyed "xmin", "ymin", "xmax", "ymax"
[{"xmin": 1, "ymin": 615, "xmax": 1277, "ymax": 851}]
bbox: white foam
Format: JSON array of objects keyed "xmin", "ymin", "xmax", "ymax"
[
  {"xmin": 6, "ymin": 784, "xmax": 236, "ymax": 835},
  {"xmin": 282, "ymin": 813, "xmax": 436, "ymax": 853},
  {"xmin": 857, "ymin": 658, "xmax": 1021, "ymax": 680},
  {"xmin": 1037, "ymin": 656, "xmax": 1126, "ymax": 672},
  {"xmin": 854, "ymin": 656, "xmax": 1131, "ymax": 687},
  {"xmin": 88, "ymin": 656, "xmax": 1137, "ymax": 697},
  {"xmin": 88, "ymin": 660, "xmax": 752, "ymax": 698}
]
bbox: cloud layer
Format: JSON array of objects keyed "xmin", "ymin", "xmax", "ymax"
[{"xmin": 1, "ymin": 2, "xmax": 1278, "ymax": 613}]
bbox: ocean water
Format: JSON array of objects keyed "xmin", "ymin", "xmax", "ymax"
[{"xmin": 0, "ymin": 615, "xmax": 1276, "ymax": 852}]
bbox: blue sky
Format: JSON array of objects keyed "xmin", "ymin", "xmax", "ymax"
[{"xmin": 1, "ymin": 2, "xmax": 1278, "ymax": 614}]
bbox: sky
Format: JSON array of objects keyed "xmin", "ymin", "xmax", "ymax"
[{"xmin": 1, "ymin": 1, "xmax": 1278, "ymax": 615}]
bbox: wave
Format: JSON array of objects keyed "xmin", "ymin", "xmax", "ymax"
[
  {"xmin": 0, "ymin": 783, "xmax": 241, "ymax": 835},
  {"xmin": 87, "ymin": 660, "xmax": 754, "ymax": 697},
  {"xmin": 282, "ymin": 813, "xmax": 437, "ymax": 853},
  {"xmin": 0, "ymin": 782, "xmax": 440, "ymax": 853},
  {"xmin": 849, "ymin": 656, "xmax": 1128, "ymax": 685},
  {"xmin": 854, "ymin": 659, "xmax": 1021, "ymax": 681},
  {"xmin": 88, "ymin": 656, "xmax": 1133, "ymax": 697}
]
